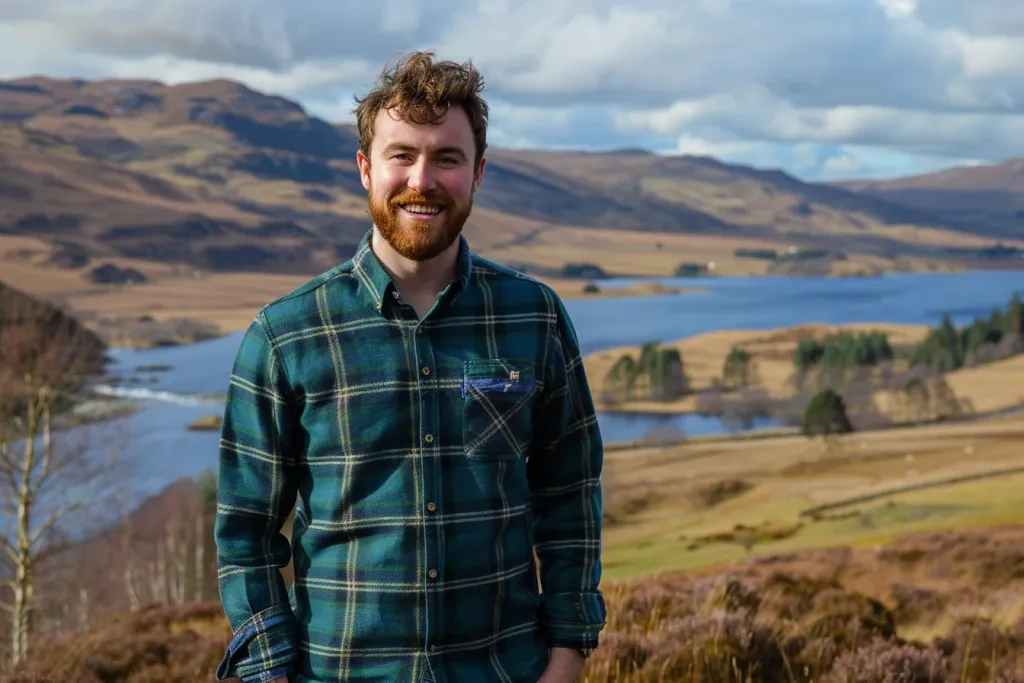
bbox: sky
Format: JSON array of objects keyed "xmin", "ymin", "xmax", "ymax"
[{"xmin": 1, "ymin": 0, "xmax": 1023, "ymax": 181}]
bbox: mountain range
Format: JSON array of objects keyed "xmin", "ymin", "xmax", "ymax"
[{"xmin": 0, "ymin": 75, "xmax": 1021, "ymax": 294}]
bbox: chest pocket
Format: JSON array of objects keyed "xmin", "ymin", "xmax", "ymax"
[{"xmin": 462, "ymin": 358, "xmax": 538, "ymax": 461}]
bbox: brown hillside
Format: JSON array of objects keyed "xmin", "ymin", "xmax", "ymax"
[
  {"xmin": 0, "ymin": 75, "xmax": 1014, "ymax": 270},
  {"xmin": 0, "ymin": 75, "xmax": 1021, "ymax": 334},
  {"xmin": 835, "ymin": 157, "xmax": 1024, "ymax": 239},
  {"xmin": 0, "ymin": 279, "xmax": 106, "ymax": 373}
]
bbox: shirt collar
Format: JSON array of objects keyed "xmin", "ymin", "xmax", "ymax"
[{"xmin": 352, "ymin": 228, "xmax": 474, "ymax": 312}]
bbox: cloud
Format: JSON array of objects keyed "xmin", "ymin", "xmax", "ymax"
[{"xmin": 1, "ymin": 0, "xmax": 1023, "ymax": 179}]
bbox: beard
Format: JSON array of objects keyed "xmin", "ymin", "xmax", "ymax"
[{"xmin": 368, "ymin": 182, "xmax": 473, "ymax": 262}]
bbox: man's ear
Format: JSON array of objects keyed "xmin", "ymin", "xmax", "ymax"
[
  {"xmin": 357, "ymin": 150, "xmax": 371, "ymax": 191},
  {"xmin": 472, "ymin": 157, "xmax": 487, "ymax": 193}
]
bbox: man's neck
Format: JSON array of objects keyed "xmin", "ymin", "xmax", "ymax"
[{"xmin": 370, "ymin": 227, "xmax": 460, "ymax": 300}]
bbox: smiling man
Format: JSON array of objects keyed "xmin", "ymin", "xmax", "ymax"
[{"xmin": 214, "ymin": 51, "xmax": 607, "ymax": 683}]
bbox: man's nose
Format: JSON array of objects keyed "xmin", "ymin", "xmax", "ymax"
[{"xmin": 406, "ymin": 160, "xmax": 437, "ymax": 194}]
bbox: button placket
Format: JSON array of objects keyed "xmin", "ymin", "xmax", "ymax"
[{"xmin": 415, "ymin": 326, "xmax": 444, "ymax": 655}]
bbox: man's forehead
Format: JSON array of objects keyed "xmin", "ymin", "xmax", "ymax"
[{"xmin": 374, "ymin": 106, "xmax": 473, "ymax": 149}]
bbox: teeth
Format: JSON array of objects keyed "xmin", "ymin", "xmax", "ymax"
[{"xmin": 403, "ymin": 204, "xmax": 441, "ymax": 215}]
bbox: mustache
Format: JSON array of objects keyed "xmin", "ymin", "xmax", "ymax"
[{"xmin": 389, "ymin": 189, "xmax": 450, "ymax": 207}]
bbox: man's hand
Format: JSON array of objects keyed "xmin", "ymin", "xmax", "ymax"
[{"xmin": 537, "ymin": 647, "xmax": 586, "ymax": 683}]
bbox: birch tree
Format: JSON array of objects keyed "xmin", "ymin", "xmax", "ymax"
[{"xmin": 0, "ymin": 288, "xmax": 123, "ymax": 665}]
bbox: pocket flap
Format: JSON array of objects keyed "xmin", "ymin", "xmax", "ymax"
[{"xmin": 462, "ymin": 358, "xmax": 537, "ymax": 397}]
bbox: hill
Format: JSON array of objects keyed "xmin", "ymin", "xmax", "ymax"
[
  {"xmin": 0, "ymin": 76, "xmax": 1019, "ymax": 336},
  {"xmin": 836, "ymin": 157, "xmax": 1024, "ymax": 242},
  {"xmin": 0, "ymin": 280, "xmax": 106, "ymax": 368}
]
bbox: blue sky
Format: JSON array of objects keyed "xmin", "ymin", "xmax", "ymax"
[{"xmin": 2, "ymin": 0, "xmax": 1023, "ymax": 181}]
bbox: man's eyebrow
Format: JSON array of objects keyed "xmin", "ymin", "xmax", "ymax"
[{"xmin": 381, "ymin": 142, "xmax": 468, "ymax": 159}]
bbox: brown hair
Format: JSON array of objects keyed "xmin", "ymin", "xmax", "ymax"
[{"xmin": 353, "ymin": 50, "xmax": 489, "ymax": 165}]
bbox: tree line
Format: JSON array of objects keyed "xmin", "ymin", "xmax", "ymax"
[{"xmin": 909, "ymin": 293, "xmax": 1024, "ymax": 371}]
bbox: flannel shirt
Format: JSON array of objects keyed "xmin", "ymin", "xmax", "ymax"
[{"xmin": 214, "ymin": 229, "xmax": 606, "ymax": 683}]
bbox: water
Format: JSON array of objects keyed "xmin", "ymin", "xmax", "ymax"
[
  {"xmin": 79, "ymin": 269, "xmax": 1024, "ymax": 495},
  {"xmin": 568, "ymin": 270, "xmax": 1024, "ymax": 355}
]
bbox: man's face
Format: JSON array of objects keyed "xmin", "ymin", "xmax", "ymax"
[{"xmin": 357, "ymin": 105, "xmax": 485, "ymax": 262}]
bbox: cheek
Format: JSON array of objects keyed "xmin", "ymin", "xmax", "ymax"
[
  {"xmin": 442, "ymin": 172, "xmax": 475, "ymax": 198},
  {"xmin": 370, "ymin": 165, "xmax": 404, "ymax": 193}
]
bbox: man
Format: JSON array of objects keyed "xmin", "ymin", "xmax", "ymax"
[{"xmin": 214, "ymin": 51, "xmax": 606, "ymax": 683}]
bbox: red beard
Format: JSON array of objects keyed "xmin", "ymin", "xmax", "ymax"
[{"xmin": 368, "ymin": 183, "xmax": 472, "ymax": 261}]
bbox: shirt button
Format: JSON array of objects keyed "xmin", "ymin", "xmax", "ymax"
[
  {"xmin": 421, "ymin": 366, "xmax": 430, "ymax": 376},
  {"xmin": 424, "ymin": 434, "xmax": 433, "ymax": 443},
  {"xmin": 428, "ymin": 569, "xmax": 438, "ymax": 579},
  {"xmin": 392, "ymin": 291, "xmax": 400, "ymax": 299},
  {"xmin": 427, "ymin": 502, "xmax": 436, "ymax": 512}
]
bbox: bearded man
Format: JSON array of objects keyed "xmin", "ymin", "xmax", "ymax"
[{"xmin": 214, "ymin": 51, "xmax": 606, "ymax": 683}]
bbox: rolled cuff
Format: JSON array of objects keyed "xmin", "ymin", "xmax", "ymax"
[
  {"xmin": 216, "ymin": 603, "xmax": 297, "ymax": 682},
  {"xmin": 538, "ymin": 591, "xmax": 607, "ymax": 651}
]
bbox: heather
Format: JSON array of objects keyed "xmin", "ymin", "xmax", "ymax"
[{"xmin": 7, "ymin": 526, "xmax": 1023, "ymax": 682}]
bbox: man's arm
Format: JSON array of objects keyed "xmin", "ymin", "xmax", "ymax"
[
  {"xmin": 214, "ymin": 312, "xmax": 300, "ymax": 683},
  {"xmin": 528, "ymin": 291, "xmax": 607, "ymax": 662}
]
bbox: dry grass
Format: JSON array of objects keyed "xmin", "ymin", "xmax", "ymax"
[
  {"xmin": 474, "ymin": 224, "xmax": 945, "ymax": 279},
  {"xmin": 600, "ymin": 412, "xmax": 1024, "ymax": 579}
]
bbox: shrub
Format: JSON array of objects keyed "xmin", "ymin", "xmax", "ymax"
[{"xmin": 802, "ymin": 389, "xmax": 853, "ymax": 438}]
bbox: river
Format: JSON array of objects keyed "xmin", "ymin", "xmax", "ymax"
[{"xmin": 79, "ymin": 269, "xmax": 1024, "ymax": 496}]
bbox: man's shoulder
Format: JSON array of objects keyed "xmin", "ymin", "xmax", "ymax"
[
  {"xmin": 255, "ymin": 260, "xmax": 360, "ymax": 330},
  {"xmin": 469, "ymin": 253, "xmax": 564, "ymax": 310}
]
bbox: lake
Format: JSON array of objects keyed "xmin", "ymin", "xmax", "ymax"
[{"xmin": 82, "ymin": 269, "xmax": 1024, "ymax": 495}]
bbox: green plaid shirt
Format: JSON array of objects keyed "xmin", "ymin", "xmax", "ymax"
[{"xmin": 214, "ymin": 230, "xmax": 606, "ymax": 683}]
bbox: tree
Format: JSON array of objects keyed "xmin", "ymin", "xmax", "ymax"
[
  {"xmin": 0, "ymin": 289, "xmax": 124, "ymax": 665},
  {"xmin": 603, "ymin": 353, "xmax": 640, "ymax": 402},
  {"xmin": 1008, "ymin": 291, "xmax": 1023, "ymax": 338},
  {"xmin": 911, "ymin": 313, "xmax": 963, "ymax": 372},
  {"xmin": 722, "ymin": 346, "xmax": 757, "ymax": 389},
  {"xmin": 602, "ymin": 343, "xmax": 690, "ymax": 402},
  {"xmin": 801, "ymin": 389, "xmax": 854, "ymax": 439}
]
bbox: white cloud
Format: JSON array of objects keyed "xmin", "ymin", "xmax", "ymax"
[
  {"xmin": 2, "ymin": 0, "xmax": 1024, "ymax": 179},
  {"xmin": 670, "ymin": 134, "xmax": 753, "ymax": 159},
  {"xmin": 821, "ymin": 152, "xmax": 863, "ymax": 179},
  {"xmin": 875, "ymin": 0, "xmax": 917, "ymax": 19}
]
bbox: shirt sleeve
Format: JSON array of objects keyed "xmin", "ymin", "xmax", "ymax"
[
  {"xmin": 527, "ymin": 290, "xmax": 607, "ymax": 652},
  {"xmin": 214, "ymin": 312, "xmax": 300, "ymax": 682}
]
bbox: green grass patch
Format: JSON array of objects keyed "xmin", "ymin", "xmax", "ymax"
[{"xmin": 602, "ymin": 473, "xmax": 1024, "ymax": 581}]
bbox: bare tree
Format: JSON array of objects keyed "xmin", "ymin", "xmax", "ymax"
[{"xmin": 0, "ymin": 288, "xmax": 124, "ymax": 665}]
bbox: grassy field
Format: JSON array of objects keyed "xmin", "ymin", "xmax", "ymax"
[{"xmin": 601, "ymin": 411, "xmax": 1024, "ymax": 581}]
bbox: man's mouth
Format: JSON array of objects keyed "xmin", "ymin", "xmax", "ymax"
[{"xmin": 398, "ymin": 203, "xmax": 443, "ymax": 216}]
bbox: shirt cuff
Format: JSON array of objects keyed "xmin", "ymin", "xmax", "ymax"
[
  {"xmin": 538, "ymin": 591, "xmax": 607, "ymax": 651},
  {"xmin": 216, "ymin": 603, "xmax": 297, "ymax": 682}
]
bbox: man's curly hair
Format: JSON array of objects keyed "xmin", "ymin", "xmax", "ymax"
[{"xmin": 353, "ymin": 50, "xmax": 489, "ymax": 165}]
